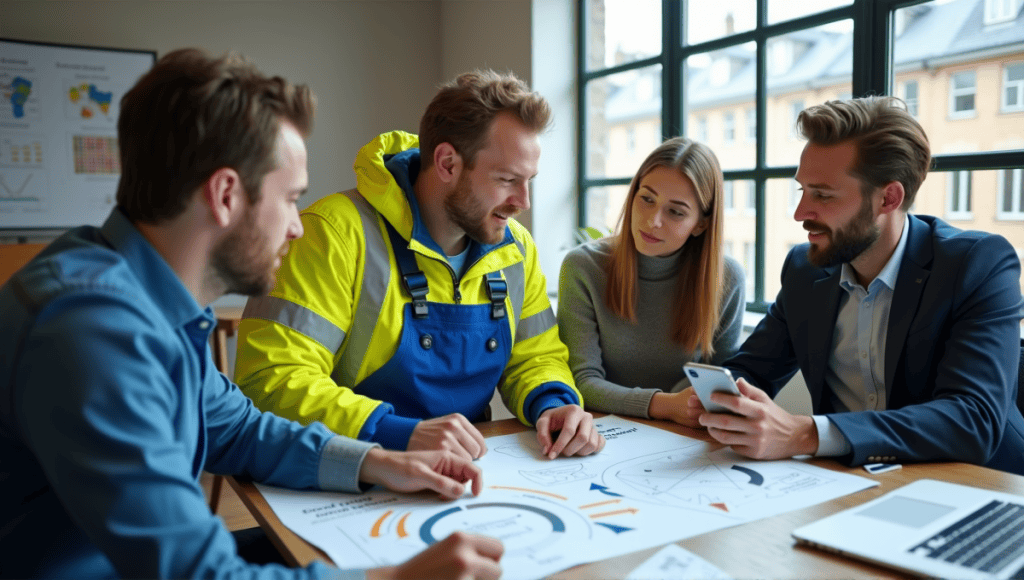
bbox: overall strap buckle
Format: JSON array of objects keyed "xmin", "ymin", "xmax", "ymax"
[
  {"xmin": 384, "ymin": 220, "xmax": 430, "ymax": 319},
  {"xmin": 485, "ymin": 272, "xmax": 507, "ymax": 319}
]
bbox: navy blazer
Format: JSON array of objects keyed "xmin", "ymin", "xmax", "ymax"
[{"xmin": 725, "ymin": 214, "xmax": 1024, "ymax": 475}]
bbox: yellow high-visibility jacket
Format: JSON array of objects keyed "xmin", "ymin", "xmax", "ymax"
[{"xmin": 234, "ymin": 131, "xmax": 580, "ymax": 448}]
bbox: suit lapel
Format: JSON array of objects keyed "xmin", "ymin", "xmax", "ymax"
[{"xmin": 885, "ymin": 216, "xmax": 932, "ymax": 390}]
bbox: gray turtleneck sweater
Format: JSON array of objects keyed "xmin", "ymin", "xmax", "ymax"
[{"xmin": 557, "ymin": 237, "xmax": 746, "ymax": 418}]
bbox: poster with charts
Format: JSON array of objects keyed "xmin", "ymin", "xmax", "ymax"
[
  {"xmin": 0, "ymin": 39, "xmax": 154, "ymax": 230},
  {"xmin": 257, "ymin": 416, "xmax": 878, "ymax": 579}
]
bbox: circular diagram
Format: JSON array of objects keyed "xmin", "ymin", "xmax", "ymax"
[{"xmin": 419, "ymin": 502, "xmax": 567, "ymax": 555}]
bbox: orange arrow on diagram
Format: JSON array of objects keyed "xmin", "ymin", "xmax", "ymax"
[{"xmin": 589, "ymin": 507, "xmax": 639, "ymax": 519}]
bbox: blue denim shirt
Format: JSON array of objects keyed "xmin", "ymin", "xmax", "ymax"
[{"xmin": 0, "ymin": 209, "xmax": 373, "ymax": 579}]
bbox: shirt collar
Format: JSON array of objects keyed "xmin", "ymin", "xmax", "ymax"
[
  {"xmin": 840, "ymin": 215, "xmax": 910, "ymax": 293},
  {"xmin": 100, "ymin": 207, "xmax": 212, "ymax": 329}
]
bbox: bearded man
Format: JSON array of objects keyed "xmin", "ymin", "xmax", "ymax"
[
  {"xmin": 678, "ymin": 96, "xmax": 1024, "ymax": 476},
  {"xmin": 235, "ymin": 70, "xmax": 604, "ymax": 462}
]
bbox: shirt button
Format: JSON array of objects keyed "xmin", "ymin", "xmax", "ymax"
[
  {"xmin": 198, "ymin": 320, "xmax": 211, "ymax": 330},
  {"xmin": 868, "ymin": 394, "xmax": 876, "ymax": 402},
  {"xmin": 486, "ymin": 338, "xmax": 499, "ymax": 352},
  {"xmin": 420, "ymin": 334, "xmax": 433, "ymax": 350},
  {"xmin": 861, "ymin": 352, "xmax": 868, "ymax": 359}
]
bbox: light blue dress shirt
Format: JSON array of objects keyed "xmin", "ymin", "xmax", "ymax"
[
  {"xmin": 814, "ymin": 216, "xmax": 910, "ymax": 456},
  {"xmin": 0, "ymin": 209, "xmax": 375, "ymax": 579}
]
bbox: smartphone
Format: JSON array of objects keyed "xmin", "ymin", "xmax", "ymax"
[{"xmin": 683, "ymin": 362, "xmax": 743, "ymax": 414}]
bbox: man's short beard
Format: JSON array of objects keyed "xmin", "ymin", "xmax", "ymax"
[
  {"xmin": 210, "ymin": 207, "xmax": 277, "ymax": 296},
  {"xmin": 807, "ymin": 194, "xmax": 880, "ymax": 268},
  {"xmin": 444, "ymin": 171, "xmax": 509, "ymax": 246}
]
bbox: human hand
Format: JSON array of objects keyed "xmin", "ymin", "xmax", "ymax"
[
  {"xmin": 408, "ymin": 413, "xmax": 488, "ymax": 461},
  {"xmin": 648, "ymin": 387, "xmax": 704, "ymax": 428},
  {"xmin": 697, "ymin": 378, "xmax": 818, "ymax": 459},
  {"xmin": 535, "ymin": 405, "xmax": 606, "ymax": 459},
  {"xmin": 366, "ymin": 531, "xmax": 504, "ymax": 580},
  {"xmin": 359, "ymin": 448, "xmax": 483, "ymax": 500}
]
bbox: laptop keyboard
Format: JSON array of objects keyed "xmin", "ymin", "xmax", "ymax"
[{"xmin": 908, "ymin": 499, "xmax": 1024, "ymax": 575}]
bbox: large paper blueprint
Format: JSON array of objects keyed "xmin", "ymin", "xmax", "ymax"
[{"xmin": 256, "ymin": 416, "xmax": 877, "ymax": 578}]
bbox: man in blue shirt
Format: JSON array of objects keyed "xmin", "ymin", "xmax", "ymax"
[
  {"xmin": 0, "ymin": 48, "xmax": 502, "ymax": 579},
  {"xmin": 680, "ymin": 96, "xmax": 1024, "ymax": 475}
]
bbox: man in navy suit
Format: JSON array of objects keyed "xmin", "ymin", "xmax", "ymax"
[{"xmin": 682, "ymin": 96, "xmax": 1024, "ymax": 475}]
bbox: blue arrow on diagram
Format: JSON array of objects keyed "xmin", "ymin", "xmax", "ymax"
[
  {"xmin": 589, "ymin": 483, "xmax": 622, "ymax": 496},
  {"xmin": 595, "ymin": 522, "xmax": 633, "ymax": 534}
]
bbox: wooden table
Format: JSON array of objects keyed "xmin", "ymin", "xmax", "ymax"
[{"xmin": 227, "ymin": 416, "xmax": 1024, "ymax": 578}]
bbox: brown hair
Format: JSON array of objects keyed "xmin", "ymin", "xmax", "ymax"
[
  {"xmin": 797, "ymin": 96, "xmax": 930, "ymax": 209},
  {"xmin": 606, "ymin": 137, "xmax": 727, "ymax": 359},
  {"xmin": 116, "ymin": 48, "xmax": 316, "ymax": 223},
  {"xmin": 418, "ymin": 70, "xmax": 551, "ymax": 170}
]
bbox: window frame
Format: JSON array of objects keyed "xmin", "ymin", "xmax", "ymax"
[
  {"xmin": 577, "ymin": 0, "xmax": 1024, "ymax": 313},
  {"xmin": 949, "ymin": 70, "xmax": 977, "ymax": 119},
  {"xmin": 997, "ymin": 168, "xmax": 1024, "ymax": 220},
  {"xmin": 902, "ymin": 78, "xmax": 919, "ymax": 117},
  {"xmin": 945, "ymin": 170, "xmax": 973, "ymax": 221},
  {"xmin": 985, "ymin": 0, "xmax": 1019, "ymax": 25},
  {"xmin": 1003, "ymin": 62, "xmax": 1024, "ymax": 113}
]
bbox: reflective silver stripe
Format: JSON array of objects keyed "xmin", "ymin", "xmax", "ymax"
[
  {"xmin": 506, "ymin": 238, "xmax": 526, "ymax": 328},
  {"xmin": 516, "ymin": 307, "xmax": 555, "ymax": 342},
  {"xmin": 333, "ymin": 189, "xmax": 391, "ymax": 386},
  {"xmin": 242, "ymin": 295, "xmax": 346, "ymax": 352}
]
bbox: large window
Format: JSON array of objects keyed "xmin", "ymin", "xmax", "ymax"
[{"xmin": 579, "ymin": 0, "xmax": 1024, "ymax": 311}]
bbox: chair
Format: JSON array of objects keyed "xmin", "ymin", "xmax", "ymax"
[
  {"xmin": 0, "ymin": 243, "xmax": 47, "ymax": 285},
  {"xmin": 207, "ymin": 306, "xmax": 245, "ymax": 513}
]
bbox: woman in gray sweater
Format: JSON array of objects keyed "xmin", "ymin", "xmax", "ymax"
[{"xmin": 558, "ymin": 137, "xmax": 745, "ymax": 424}]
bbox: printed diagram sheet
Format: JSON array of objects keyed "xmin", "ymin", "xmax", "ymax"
[{"xmin": 257, "ymin": 416, "xmax": 877, "ymax": 578}]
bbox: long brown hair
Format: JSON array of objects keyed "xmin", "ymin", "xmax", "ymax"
[{"xmin": 605, "ymin": 137, "xmax": 726, "ymax": 359}]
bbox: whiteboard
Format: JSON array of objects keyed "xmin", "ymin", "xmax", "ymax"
[{"xmin": 0, "ymin": 39, "xmax": 155, "ymax": 230}]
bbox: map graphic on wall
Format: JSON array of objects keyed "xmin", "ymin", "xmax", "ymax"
[
  {"xmin": 0, "ymin": 38, "xmax": 154, "ymax": 229},
  {"xmin": 65, "ymin": 81, "xmax": 115, "ymax": 121},
  {"xmin": 1, "ymin": 71, "xmax": 39, "ymax": 122}
]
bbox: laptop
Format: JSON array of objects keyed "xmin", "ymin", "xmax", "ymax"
[{"xmin": 792, "ymin": 479, "xmax": 1024, "ymax": 579}]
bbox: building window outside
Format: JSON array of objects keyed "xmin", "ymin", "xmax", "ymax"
[
  {"xmin": 578, "ymin": 0, "xmax": 1024, "ymax": 311},
  {"xmin": 985, "ymin": 0, "xmax": 1019, "ymax": 25},
  {"xmin": 950, "ymin": 71, "xmax": 976, "ymax": 118},
  {"xmin": 903, "ymin": 80, "xmax": 919, "ymax": 117},
  {"xmin": 998, "ymin": 168, "xmax": 1024, "ymax": 219},
  {"xmin": 946, "ymin": 171, "xmax": 972, "ymax": 220},
  {"xmin": 1004, "ymin": 63, "xmax": 1024, "ymax": 113},
  {"xmin": 626, "ymin": 127, "xmax": 636, "ymax": 154}
]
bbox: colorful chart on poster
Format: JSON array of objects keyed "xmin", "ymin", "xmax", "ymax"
[{"xmin": 0, "ymin": 39, "xmax": 153, "ymax": 229}]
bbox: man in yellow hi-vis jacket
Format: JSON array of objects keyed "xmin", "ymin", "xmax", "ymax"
[{"xmin": 235, "ymin": 70, "xmax": 605, "ymax": 461}]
